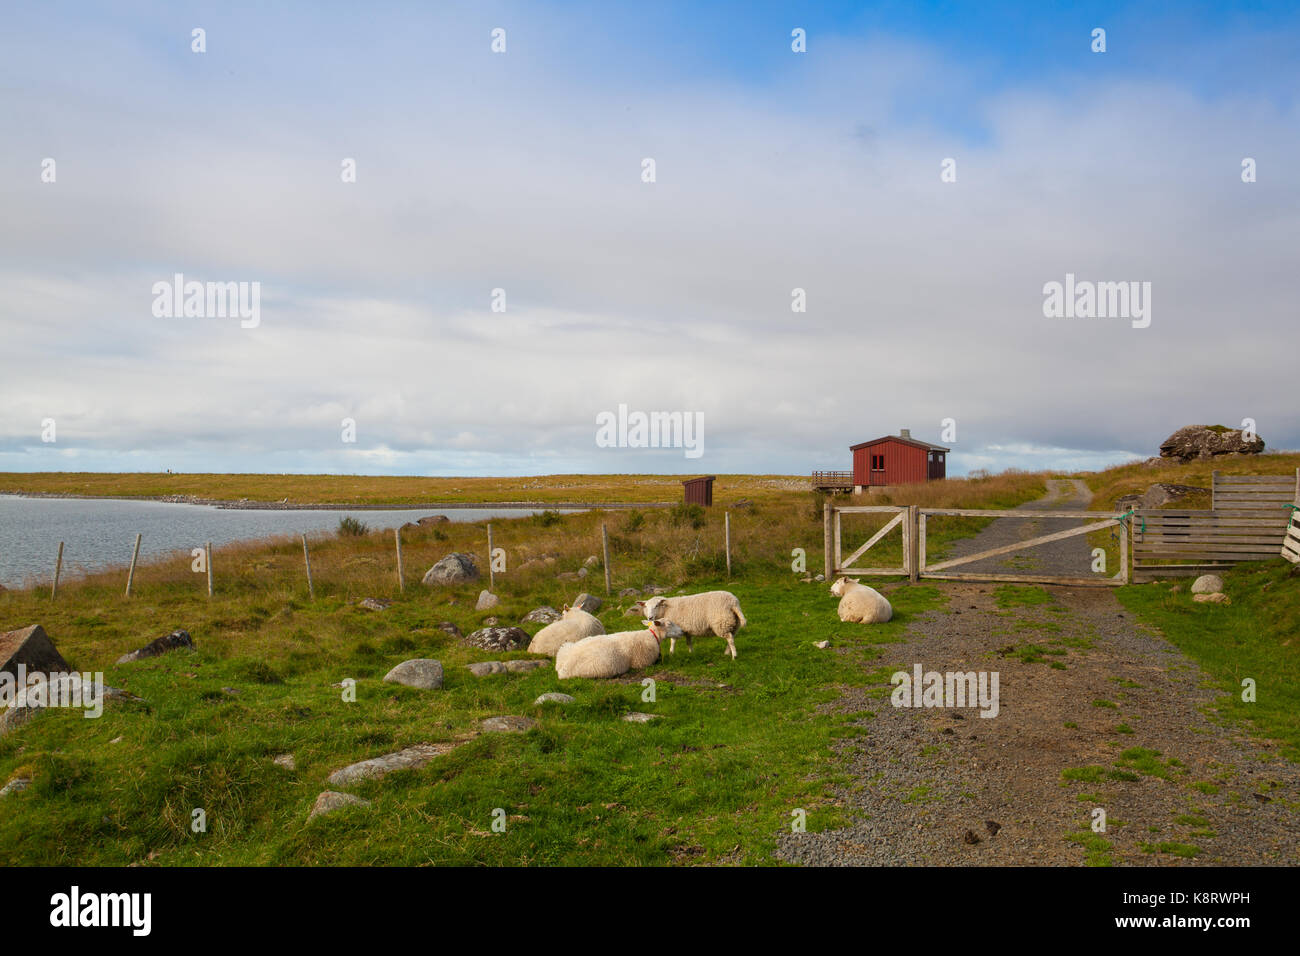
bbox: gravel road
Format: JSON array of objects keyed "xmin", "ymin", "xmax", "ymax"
[{"xmin": 775, "ymin": 484, "xmax": 1300, "ymax": 867}]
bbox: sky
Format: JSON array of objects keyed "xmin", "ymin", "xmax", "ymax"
[{"xmin": 1, "ymin": 1, "xmax": 1296, "ymax": 478}]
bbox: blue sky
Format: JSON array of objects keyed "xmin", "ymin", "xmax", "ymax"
[{"xmin": 1, "ymin": 1, "xmax": 1297, "ymax": 477}]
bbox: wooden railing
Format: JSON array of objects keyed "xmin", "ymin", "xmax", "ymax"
[{"xmin": 811, "ymin": 471, "xmax": 854, "ymax": 489}]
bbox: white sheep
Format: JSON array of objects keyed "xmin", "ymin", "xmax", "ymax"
[
  {"xmin": 527, "ymin": 605, "xmax": 605, "ymax": 657},
  {"xmin": 643, "ymin": 591, "xmax": 746, "ymax": 659},
  {"xmin": 555, "ymin": 623, "xmax": 665, "ymax": 679},
  {"xmin": 830, "ymin": 577, "xmax": 893, "ymax": 623}
]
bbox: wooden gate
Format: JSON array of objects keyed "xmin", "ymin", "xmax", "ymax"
[
  {"xmin": 823, "ymin": 504, "xmax": 910, "ymax": 577},
  {"xmin": 917, "ymin": 509, "xmax": 1128, "ymax": 586}
]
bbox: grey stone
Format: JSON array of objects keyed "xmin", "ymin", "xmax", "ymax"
[
  {"xmin": 481, "ymin": 715, "xmax": 537, "ymax": 733},
  {"xmin": 0, "ymin": 777, "xmax": 31, "ymax": 797},
  {"xmin": 503, "ymin": 660, "xmax": 548, "ymax": 673},
  {"xmin": 475, "ymin": 590, "xmax": 499, "ymax": 611},
  {"xmin": 617, "ymin": 588, "xmax": 640, "ymax": 598},
  {"xmin": 573, "ymin": 593, "xmax": 602, "ymax": 613},
  {"xmin": 556, "ymin": 571, "xmax": 580, "ymax": 582},
  {"xmin": 1190, "ymin": 574, "xmax": 1224, "ymax": 594},
  {"xmin": 813, "ymin": 640, "xmax": 831, "ymax": 649},
  {"xmin": 584, "ymin": 555, "xmax": 599, "ymax": 567},
  {"xmin": 0, "ymin": 625, "xmax": 71, "ymax": 677},
  {"xmin": 273, "ymin": 754, "xmax": 296, "ymax": 770},
  {"xmin": 327, "ymin": 742, "xmax": 461, "ymax": 787},
  {"xmin": 577, "ymin": 567, "xmax": 589, "ymax": 578},
  {"xmin": 383, "ymin": 659, "xmax": 444, "ymax": 690},
  {"xmin": 535, "ymin": 692, "xmax": 575, "ymax": 705},
  {"xmin": 417, "ymin": 515, "xmax": 450, "ymax": 525},
  {"xmin": 622, "ymin": 712, "xmax": 660, "ymax": 723},
  {"xmin": 1159, "ymin": 425, "xmax": 1265, "ymax": 461},
  {"xmin": 464, "ymin": 626, "xmax": 529, "ymax": 652},
  {"xmin": 116, "ymin": 629, "xmax": 193, "ymax": 665},
  {"xmin": 422, "ymin": 552, "xmax": 480, "ymax": 586},
  {"xmin": 466, "ymin": 661, "xmax": 507, "ymax": 676},
  {"xmin": 521, "ymin": 606, "xmax": 561, "ymax": 625},
  {"xmin": 435, "ymin": 621, "xmax": 462, "ymax": 639},
  {"xmin": 359, "ymin": 597, "xmax": 392, "ymax": 612},
  {"xmin": 309, "ymin": 791, "xmax": 371, "ymax": 819}
]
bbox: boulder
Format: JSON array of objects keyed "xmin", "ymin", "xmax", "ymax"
[
  {"xmin": 481, "ymin": 715, "xmax": 537, "ymax": 733},
  {"xmin": 1193, "ymin": 592, "xmax": 1231, "ymax": 605},
  {"xmin": 422, "ymin": 553, "xmax": 479, "ymax": 586},
  {"xmin": 622, "ymin": 712, "xmax": 660, "ymax": 723},
  {"xmin": 0, "ymin": 625, "xmax": 71, "ymax": 678},
  {"xmin": 520, "ymin": 606, "xmax": 561, "ymax": 625},
  {"xmin": 358, "ymin": 597, "xmax": 392, "ymax": 612},
  {"xmin": 617, "ymin": 588, "xmax": 640, "ymax": 598},
  {"xmin": 382, "ymin": 659, "xmax": 444, "ymax": 690},
  {"xmin": 1116, "ymin": 483, "xmax": 1207, "ymax": 512},
  {"xmin": 475, "ymin": 590, "xmax": 499, "ymax": 611},
  {"xmin": 466, "ymin": 661, "xmax": 507, "ymax": 677},
  {"xmin": 115, "ymin": 629, "xmax": 193, "ymax": 666},
  {"xmin": 503, "ymin": 660, "xmax": 548, "ymax": 673},
  {"xmin": 1159, "ymin": 425, "xmax": 1265, "ymax": 461},
  {"xmin": 572, "ymin": 593, "xmax": 602, "ymax": 614},
  {"xmin": 309, "ymin": 791, "xmax": 371, "ymax": 819},
  {"xmin": 417, "ymin": 515, "xmax": 450, "ymax": 525},
  {"xmin": 463, "ymin": 626, "xmax": 530, "ymax": 652},
  {"xmin": 0, "ymin": 776, "xmax": 31, "ymax": 797},
  {"xmin": 1190, "ymin": 574, "xmax": 1224, "ymax": 594},
  {"xmin": 535, "ymin": 692, "xmax": 575, "ymax": 705},
  {"xmin": 577, "ymin": 567, "xmax": 589, "ymax": 578},
  {"xmin": 327, "ymin": 742, "xmax": 461, "ymax": 787}
]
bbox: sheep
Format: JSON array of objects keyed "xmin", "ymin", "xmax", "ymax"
[
  {"xmin": 829, "ymin": 577, "xmax": 893, "ymax": 623},
  {"xmin": 527, "ymin": 605, "xmax": 605, "ymax": 657},
  {"xmin": 643, "ymin": 591, "xmax": 746, "ymax": 659},
  {"xmin": 555, "ymin": 623, "xmax": 664, "ymax": 679}
]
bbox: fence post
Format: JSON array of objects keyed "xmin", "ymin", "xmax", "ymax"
[
  {"xmin": 52, "ymin": 541, "xmax": 64, "ymax": 601},
  {"xmin": 301, "ymin": 534, "xmax": 315, "ymax": 601},
  {"xmin": 487, "ymin": 523, "xmax": 495, "ymax": 590},
  {"xmin": 823, "ymin": 502, "xmax": 832, "ymax": 579},
  {"xmin": 724, "ymin": 511, "xmax": 731, "ymax": 578},
  {"xmin": 907, "ymin": 505, "xmax": 919, "ymax": 583},
  {"xmin": 206, "ymin": 541, "xmax": 213, "ymax": 598},
  {"xmin": 125, "ymin": 533, "xmax": 142, "ymax": 597},
  {"xmin": 1119, "ymin": 518, "xmax": 1129, "ymax": 585},
  {"xmin": 395, "ymin": 527, "xmax": 405, "ymax": 592},
  {"xmin": 602, "ymin": 523, "xmax": 612, "ymax": 594}
]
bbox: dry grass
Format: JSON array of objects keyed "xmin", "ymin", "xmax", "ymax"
[{"xmin": 1080, "ymin": 452, "xmax": 1300, "ymax": 511}]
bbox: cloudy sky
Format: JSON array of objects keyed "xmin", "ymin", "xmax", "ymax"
[{"xmin": 2, "ymin": 1, "xmax": 1296, "ymax": 478}]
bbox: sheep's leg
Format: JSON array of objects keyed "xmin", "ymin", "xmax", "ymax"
[
  {"xmin": 669, "ymin": 635, "xmax": 676, "ymax": 655},
  {"xmin": 687, "ymin": 634, "xmax": 693, "ymax": 653},
  {"xmin": 724, "ymin": 633, "xmax": 737, "ymax": 659}
]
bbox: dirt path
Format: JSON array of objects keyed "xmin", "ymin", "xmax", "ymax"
[{"xmin": 776, "ymin": 487, "xmax": 1300, "ymax": 867}]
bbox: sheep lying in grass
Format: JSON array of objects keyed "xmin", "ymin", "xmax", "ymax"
[
  {"xmin": 528, "ymin": 605, "xmax": 605, "ymax": 657},
  {"xmin": 643, "ymin": 591, "xmax": 746, "ymax": 659},
  {"xmin": 830, "ymin": 577, "xmax": 893, "ymax": 623},
  {"xmin": 555, "ymin": 622, "xmax": 664, "ymax": 679}
]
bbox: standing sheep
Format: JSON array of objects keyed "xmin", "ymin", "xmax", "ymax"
[
  {"xmin": 528, "ymin": 605, "xmax": 605, "ymax": 657},
  {"xmin": 830, "ymin": 577, "xmax": 893, "ymax": 623},
  {"xmin": 643, "ymin": 591, "xmax": 746, "ymax": 659}
]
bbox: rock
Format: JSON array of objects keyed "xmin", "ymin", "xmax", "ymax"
[
  {"xmin": 985, "ymin": 820, "xmax": 1002, "ymax": 836},
  {"xmin": 517, "ymin": 559, "xmax": 545, "ymax": 574},
  {"xmin": 503, "ymin": 660, "xmax": 548, "ymax": 673},
  {"xmin": 0, "ymin": 625, "xmax": 71, "ymax": 677},
  {"xmin": 644, "ymin": 586, "xmax": 670, "ymax": 595},
  {"xmin": 309, "ymin": 791, "xmax": 371, "ymax": 819},
  {"xmin": 0, "ymin": 777, "xmax": 31, "ymax": 797},
  {"xmin": 466, "ymin": 662, "xmax": 507, "ymax": 677},
  {"xmin": 475, "ymin": 590, "xmax": 499, "ymax": 611},
  {"xmin": 435, "ymin": 621, "xmax": 462, "ymax": 639},
  {"xmin": 464, "ymin": 626, "xmax": 530, "ymax": 652},
  {"xmin": 622, "ymin": 712, "xmax": 660, "ymax": 723},
  {"xmin": 115, "ymin": 629, "xmax": 193, "ymax": 665},
  {"xmin": 962, "ymin": 829, "xmax": 981, "ymax": 845},
  {"xmin": 327, "ymin": 742, "xmax": 461, "ymax": 787},
  {"xmin": 422, "ymin": 552, "xmax": 479, "ymax": 586},
  {"xmin": 0, "ymin": 703, "xmax": 39, "ymax": 737},
  {"xmin": 535, "ymin": 692, "xmax": 575, "ymax": 705},
  {"xmin": 1117, "ymin": 483, "xmax": 1207, "ymax": 511},
  {"xmin": 577, "ymin": 567, "xmax": 589, "ymax": 578},
  {"xmin": 481, "ymin": 715, "xmax": 536, "ymax": 733},
  {"xmin": 814, "ymin": 574, "xmax": 825, "ymax": 582},
  {"xmin": 813, "ymin": 640, "xmax": 831, "ymax": 649},
  {"xmin": 417, "ymin": 515, "xmax": 450, "ymax": 525},
  {"xmin": 358, "ymin": 597, "xmax": 392, "ymax": 612},
  {"xmin": 1191, "ymin": 574, "xmax": 1224, "ymax": 594},
  {"xmin": 1193, "ymin": 592, "xmax": 1231, "ymax": 604},
  {"xmin": 521, "ymin": 606, "xmax": 561, "ymax": 625},
  {"xmin": 482, "ymin": 616, "xmax": 499, "ymax": 626},
  {"xmin": 382, "ymin": 659, "xmax": 444, "ymax": 690},
  {"xmin": 623, "ymin": 606, "xmax": 644, "ymax": 617},
  {"xmin": 584, "ymin": 555, "xmax": 599, "ymax": 567},
  {"xmin": 556, "ymin": 571, "xmax": 580, "ymax": 582},
  {"xmin": 1169, "ymin": 585, "xmax": 1183, "ymax": 593},
  {"xmin": 273, "ymin": 754, "xmax": 296, "ymax": 770},
  {"xmin": 572, "ymin": 593, "xmax": 602, "ymax": 614},
  {"xmin": 617, "ymin": 588, "xmax": 640, "ymax": 598},
  {"xmin": 1159, "ymin": 425, "xmax": 1265, "ymax": 461}
]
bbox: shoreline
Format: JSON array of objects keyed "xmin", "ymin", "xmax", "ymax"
[{"xmin": 0, "ymin": 491, "xmax": 674, "ymax": 511}]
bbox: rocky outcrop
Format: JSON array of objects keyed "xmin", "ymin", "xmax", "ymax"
[
  {"xmin": 382, "ymin": 659, "xmax": 444, "ymax": 690},
  {"xmin": 115, "ymin": 629, "xmax": 193, "ymax": 665},
  {"xmin": 520, "ymin": 606, "xmax": 561, "ymax": 625},
  {"xmin": 1159, "ymin": 425, "xmax": 1264, "ymax": 461},
  {"xmin": 422, "ymin": 553, "xmax": 479, "ymax": 586},
  {"xmin": 1115, "ymin": 483, "xmax": 1207, "ymax": 512},
  {"xmin": 0, "ymin": 625, "xmax": 71, "ymax": 677}
]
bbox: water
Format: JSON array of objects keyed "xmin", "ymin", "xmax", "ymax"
[{"xmin": 0, "ymin": 496, "xmax": 581, "ymax": 589}]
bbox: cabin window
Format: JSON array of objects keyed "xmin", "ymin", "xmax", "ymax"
[{"xmin": 871, "ymin": 454, "xmax": 883, "ymax": 470}]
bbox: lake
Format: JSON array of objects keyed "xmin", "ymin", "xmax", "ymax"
[{"xmin": 0, "ymin": 496, "xmax": 581, "ymax": 589}]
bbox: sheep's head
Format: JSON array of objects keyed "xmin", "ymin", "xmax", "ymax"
[
  {"xmin": 642, "ymin": 596, "xmax": 667, "ymax": 620},
  {"xmin": 644, "ymin": 619, "xmax": 667, "ymax": 640},
  {"xmin": 829, "ymin": 577, "xmax": 849, "ymax": 597}
]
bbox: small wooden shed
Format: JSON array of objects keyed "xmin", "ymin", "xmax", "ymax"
[
  {"xmin": 850, "ymin": 429, "xmax": 949, "ymax": 488},
  {"xmin": 682, "ymin": 475, "xmax": 716, "ymax": 507}
]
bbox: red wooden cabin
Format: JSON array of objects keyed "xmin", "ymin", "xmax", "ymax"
[{"xmin": 850, "ymin": 429, "xmax": 949, "ymax": 488}]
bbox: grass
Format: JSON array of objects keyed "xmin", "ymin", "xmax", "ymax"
[{"xmin": 1117, "ymin": 558, "xmax": 1300, "ymax": 761}]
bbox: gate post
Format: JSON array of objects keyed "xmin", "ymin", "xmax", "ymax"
[
  {"xmin": 907, "ymin": 505, "xmax": 920, "ymax": 583},
  {"xmin": 823, "ymin": 502, "xmax": 833, "ymax": 579}
]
